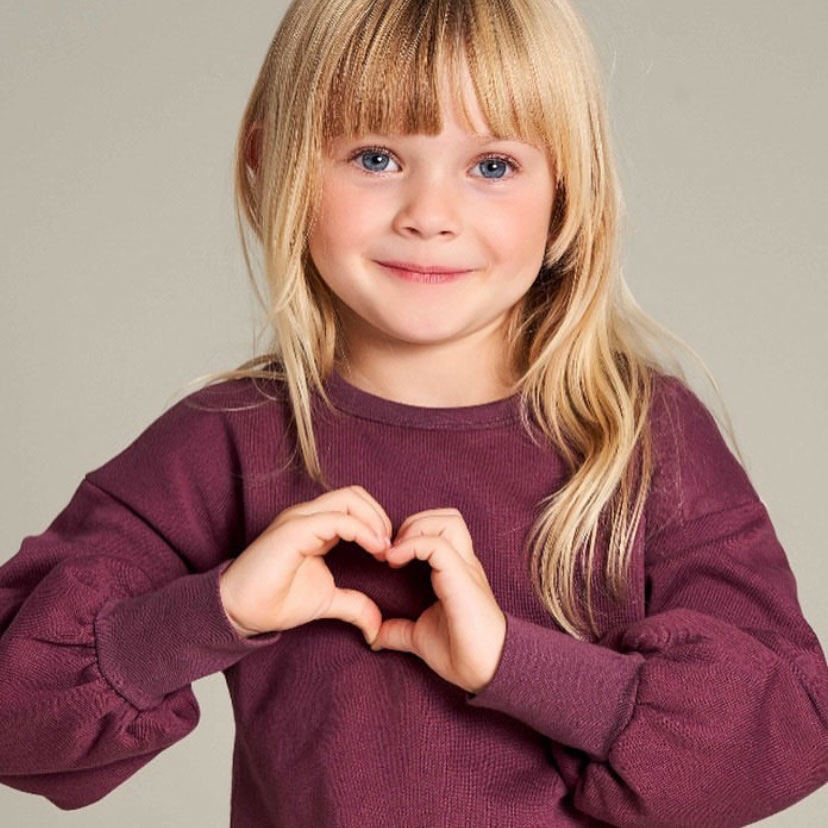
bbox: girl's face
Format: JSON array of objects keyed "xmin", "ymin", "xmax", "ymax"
[{"xmin": 308, "ymin": 62, "xmax": 555, "ymax": 396}]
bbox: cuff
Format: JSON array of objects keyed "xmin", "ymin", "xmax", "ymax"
[
  {"xmin": 94, "ymin": 559, "xmax": 281, "ymax": 710},
  {"xmin": 465, "ymin": 611, "xmax": 643, "ymax": 760}
]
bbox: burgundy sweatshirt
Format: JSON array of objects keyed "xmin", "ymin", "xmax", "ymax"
[{"xmin": 1, "ymin": 368, "xmax": 827, "ymax": 827}]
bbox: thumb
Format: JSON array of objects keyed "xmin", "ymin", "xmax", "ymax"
[{"xmin": 318, "ymin": 587, "xmax": 382, "ymax": 645}]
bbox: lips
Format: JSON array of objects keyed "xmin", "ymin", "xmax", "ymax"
[
  {"xmin": 375, "ymin": 260, "xmax": 472, "ymax": 275},
  {"xmin": 378, "ymin": 262, "xmax": 473, "ymax": 284}
]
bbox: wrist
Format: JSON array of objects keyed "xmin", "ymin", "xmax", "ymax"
[
  {"xmin": 225, "ymin": 610, "xmax": 257, "ymax": 639},
  {"xmin": 219, "ymin": 568, "xmax": 257, "ymax": 639}
]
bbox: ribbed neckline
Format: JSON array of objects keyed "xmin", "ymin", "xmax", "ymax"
[{"xmin": 318, "ymin": 366, "xmax": 522, "ymax": 430}]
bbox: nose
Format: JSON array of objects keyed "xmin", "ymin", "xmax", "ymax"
[{"xmin": 393, "ymin": 177, "xmax": 462, "ymax": 238}]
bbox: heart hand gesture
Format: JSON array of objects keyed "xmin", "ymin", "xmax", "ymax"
[{"xmin": 220, "ymin": 487, "xmax": 507, "ymax": 696}]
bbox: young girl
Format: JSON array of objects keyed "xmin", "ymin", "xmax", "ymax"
[{"xmin": 2, "ymin": 1, "xmax": 827, "ymax": 826}]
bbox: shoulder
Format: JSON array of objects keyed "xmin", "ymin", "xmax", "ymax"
[
  {"xmin": 174, "ymin": 373, "xmax": 287, "ymax": 430},
  {"xmin": 85, "ymin": 374, "xmax": 288, "ymax": 501},
  {"xmin": 644, "ymin": 371, "xmax": 762, "ymax": 538}
]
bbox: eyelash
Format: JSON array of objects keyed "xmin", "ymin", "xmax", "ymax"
[{"xmin": 347, "ymin": 145, "xmax": 521, "ymax": 181}]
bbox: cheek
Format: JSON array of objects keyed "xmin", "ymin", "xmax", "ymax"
[
  {"xmin": 490, "ymin": 198, "xmax": 550, "ymax": 264},
  {"xmin": 314, "ymin": 180, "xmax": 377, "ymax": 248}
]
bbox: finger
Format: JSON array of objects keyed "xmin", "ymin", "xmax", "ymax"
[
  {"xmin": 394, "ymin": 508, "xmax": 451, "ymax": 537},
  {"xmin": 386, "ymin": 537, "xmax": 485, "ymax": 628},
  {"xmin": 319, "ymin": 586, "xmax": 383, "ymax": 644},
  {"xmin": 347, "ymin": 485, "xmax": 393, "ymax": 539},
  {"xmin": 372, "ymin": 617, "xmax": 417, "ymax": 654},
  {"xmin": 391, "ymin": 515, "xmax": 475, "ymax": 565},
  {"xmin": 386, "ymin": 534, "xmax": 458, "ymax": 575},
  {"xmin": 298, "ymin": 512, "xmax": 390, "ymax": 559},
  {"xmin": 307, "ymin": 487, "xmax": 390, "ymax": 546}
]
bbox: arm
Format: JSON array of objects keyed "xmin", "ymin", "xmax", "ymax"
[
  {"xmin": 464, "ymin": 377, "xmax": 828, "ymax": 827},
  {"xmin": 0, "ymin": 386, "xmax": 281, "ymax": 809}
]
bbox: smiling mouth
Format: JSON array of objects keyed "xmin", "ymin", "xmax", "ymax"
[
  {"xmin": 377, "ymin": 262, "xmax": 474, "ymax": 284},
  {"xmin": 376, "ymin": 259, "xmax": 473, "ymax": 274}
]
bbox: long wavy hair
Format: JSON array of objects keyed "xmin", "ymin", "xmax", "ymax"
[{"xmin": 177, "ymin": 0, "xmax": 747, "ymax": 640}]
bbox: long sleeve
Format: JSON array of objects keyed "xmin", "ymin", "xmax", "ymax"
[
  {"xmin": 465, "ymin": 376, "xmax": 828, "ymax": 827},
  {"xmin": 0, "ymin": 389, "xmax": 282, "ymax": 810}
]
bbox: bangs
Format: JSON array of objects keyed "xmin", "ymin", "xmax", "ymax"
[{"xmin": 320, "ymin": 0, "xmax": 550, "ymax": 148}]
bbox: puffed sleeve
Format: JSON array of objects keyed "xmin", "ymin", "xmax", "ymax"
[
  {"xmin": 0, "ymin": 383, "xmax": 282, "ymax": 810},
  {"xmin": 464, "ymin": 375, "xmax": 828, "ymax": 828}
]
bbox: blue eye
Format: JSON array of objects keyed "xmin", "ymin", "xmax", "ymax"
[
  {"xmin": 355, "ymin": 149, "xmax": 395, "ymax": 174},
  {"xmin": 348, "ymin": 145, "xmax": 520, "ymax": 180},
  {"xmin": 477, "ymin": 158, "xmax": 511, "ymax": 179}
]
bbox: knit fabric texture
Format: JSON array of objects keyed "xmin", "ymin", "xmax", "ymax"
[{"xmin": 1, "ymin": 368, "xmax": 826, "ymax": 827}]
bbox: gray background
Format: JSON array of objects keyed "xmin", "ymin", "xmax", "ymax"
[{"xmin": 1, "ymin": 1, "xmax": 826, "ymax": 825}]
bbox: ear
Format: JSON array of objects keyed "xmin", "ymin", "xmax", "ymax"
[{"xmin": 243, "ymin": 120, "xmax": 263, "ymax": 173}]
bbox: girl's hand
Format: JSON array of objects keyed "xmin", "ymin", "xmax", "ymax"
[
  {"xmin": 219, "ymin": 485, "xmax": 392, "ymax": 643},
  {"xmin": 370, "ymin": 508, "xmax": 507, "ymax": 695}
]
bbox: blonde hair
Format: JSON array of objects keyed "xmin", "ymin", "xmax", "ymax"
[{"xmin": 179, "ymin": 0, "xmax": 747, "ymax": 640}]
